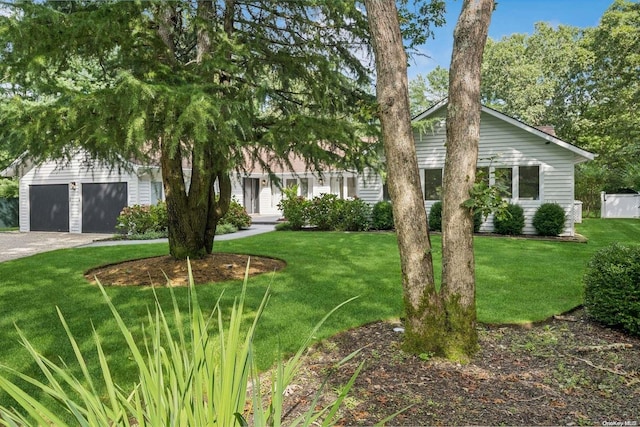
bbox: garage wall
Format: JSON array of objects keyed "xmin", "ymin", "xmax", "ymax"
[{"xmin": 18, "ymin": 152, "xmax": 148, "ymax": 233}]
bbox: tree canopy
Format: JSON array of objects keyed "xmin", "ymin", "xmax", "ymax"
[{"xmin": 0, "ymin": 0, "xmax": 380, "ymax": 258}]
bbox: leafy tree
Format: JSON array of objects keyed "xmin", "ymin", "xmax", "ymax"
[
  {"xmin": 365, "ymin": 0, "xmax": 493, "ymax": 361},
  {"xmin": 479, "ymin": 0, "xmax": 640, "ymax": 202},
  {"xmin": 579, "ymin": 0, "xmax": 640, "ymax": 193},
  {"xmin": 408, "ymin": 66, "xmax": 449, "ymax": 116},
  {"xmin": 0, "ymin": 0, "xmax": 377, "ymax": 259}
]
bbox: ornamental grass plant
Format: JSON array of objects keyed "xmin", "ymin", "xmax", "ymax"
[{"xmin": 0, "ymin": 261, "xmax": 361, "ymax": 426}]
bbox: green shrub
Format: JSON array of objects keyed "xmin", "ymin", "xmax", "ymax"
[
  {"xmin": 274, "ymin": 221, "xmax": 293, "ymax": 231},
  {"xmin": 493, "ymin": 203, "xmax": 525, "ymax": 235},
  {"xmin": 307, "ymin": 193, "xmax": 340, "ymax": 231},
  {"xmin": 473, "ymin": 209, "xmax": 483, "ymax": 233},
  {"xmin": 583, "ymin": 243, "xmax": 640, "ymax": 336},
  {"xmin": 277, "ymin": 185, "xmax": 309, "ymax": 230},
  {"xmin": 428, "ymin": 201, "xmax": 482, "ymax": 233},
  {"xmin": 116, "ymin": 203, "xmax": 168, "ymax": 235},
  {"xmin": 127, "ymin": 230, "xmax": 168, "ymax": 240},
  {"xmin": 220, "ymin": 198, "xmax": 251, "ymax": 229},
  {"xmin": 371, "ymin": 201, "xmax": 394, "ymax": 230},
  {"xmin": 0, "ymin": 178, "xmax": 18, "ymax": 199},
  {"xmin": 428, "ymin": 201, "xmax": 442, "ymax": 232},
  {"xmin": 215, "ymin": 222, "xmax": 238, "ymax": 235},
  {"xmin": 533, "ymin": 203, "xmax": 566, "ymax": 236},
  {"xmin": 0, "ymin": 262, "xmax": 363, "ymax": 426},
  {"xmin": 337, "ymin": 198, "xmax": 371, "ymax": 231}
]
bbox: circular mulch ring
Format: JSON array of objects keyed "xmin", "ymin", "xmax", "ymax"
[{"xmin": 84, "ymin": 253, "xmax": 286, "ymax": 286}]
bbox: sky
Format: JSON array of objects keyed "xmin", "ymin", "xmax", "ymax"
[{"xmin": 408, "ymin": 0, "xmax": 615, "ymax": 79}]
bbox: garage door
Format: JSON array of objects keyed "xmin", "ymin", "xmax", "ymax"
[
  {"xmin": 82, "ymin": 182, "xmax": 128, "ymax": 233},
  {"xmin": 29, "ymin": 184, "xmax": 70, "ymax": 232}
]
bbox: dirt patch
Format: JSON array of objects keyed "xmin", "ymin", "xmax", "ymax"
[
  {"xmin": 279, "ymin": 310, "xmax": 639, "ymax": 426},
  {"xmin": 84, "ymin": 253, "xmax": 286, "ymax": 286}
]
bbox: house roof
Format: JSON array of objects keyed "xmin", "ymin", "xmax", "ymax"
[{"xmin": 413, "ymin": 98, "xmax": 596, "ymax": 164}]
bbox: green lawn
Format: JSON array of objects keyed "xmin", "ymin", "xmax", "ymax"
[{"xmin": 0, "ymin": 218, "xmax": 638, "ymax": 405}]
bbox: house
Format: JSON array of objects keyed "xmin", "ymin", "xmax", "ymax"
[
  {"xmin": 1, "ymin": 99, "xmax": 595, "ymax": 235},
  {"xmin": 0, "ymin": 150, "xmax": 362, "ymax": 233},
  {"xmin": 374, "ymin": 99, "xmax": 595, "ymax": 236}
]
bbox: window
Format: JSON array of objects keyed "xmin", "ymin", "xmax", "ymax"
[
  {"xmin": 330, "ymin": 177, "xmax": 344, "ymax": 198},
  {"xmin": 494, "ymin": 168, "xmax": 513, "ymax": 198},
  {"xmin": 150, "ymin": 181, "xmax": 163, "ymax": 205},
  {"xmin": 519, "ymin": 166, "xmax": 540, "ymax": 199},
  {"xmin": 285, "ymin": 178, "xmax": 297, "ymax": 189},
  {"xmin": 347, "ymin": 177, "xmax": 357, "ymax": 198},
  {"xmin": 299, "ymin": 178, "xmax": 310, "ymax": 198},
  {"xmin": 424, "ymin": 169, "xmax": 442, "ymax": 200}
]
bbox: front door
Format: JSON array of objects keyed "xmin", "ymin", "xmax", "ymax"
[{"xmin": 243, "ymin": 178, "xmax": 260, "ymax": 214}]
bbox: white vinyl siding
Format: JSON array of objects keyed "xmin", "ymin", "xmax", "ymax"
[
  {"xmin": 414, "ymin": 111, "xmax": 578, "ymax": 236},
  {"xmin": 17, "ymin": 151, "xmax": 143, "ymax": 233}
]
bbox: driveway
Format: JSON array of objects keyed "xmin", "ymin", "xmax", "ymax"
[
  {"xmin": 0, "ymin": 231, "xmax": 112, "ymax": 263},
  {"xmin": 0, "ymin": 221, "xmax": 277, "ymax": 263}
]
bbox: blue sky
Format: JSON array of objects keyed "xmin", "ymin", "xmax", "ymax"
[{"xmin": 408, "ymin": 0, "xmax": 615, "ymax": 79}]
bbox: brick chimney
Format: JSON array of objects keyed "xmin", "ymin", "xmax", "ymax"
[{"xmin": 535, "ymin": 125, "xmax": 556, "ymax": 136}]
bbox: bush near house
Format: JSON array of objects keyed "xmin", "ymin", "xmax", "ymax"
[
  {"xmin": 493, "ymin": 203, "xmax": 525, "ymax": 235},
  {"xmin": 221, "ymin": 198, "xmax": 252, "ymax": 230},
  {"xmin": 584, "ymin": 243, "xmax": 640, "ymax": 336},
  {"xmin": 336, "ymin": 198, "xmax": 371, "ymax": 232},
  {"xmin": 277, "ymin": 186, "xmax": 309, "ymax": 230},
  {"xmin": 533, "ymin": 203, "xmax": 566, "ymax": 236},
  {"xmin": 371, "ymin": 200, "xmax": 394, "ymax": 230},
  {"xmin": 117, "ymin": 203, "xmax": 168, "ymax": 236},
  {"xmin": 428, "ymin": 201, "xmax": 483, "ymax": 233},
  {"xmin": 428, "ymin": 201, "xmax": 443, "ymax": 232},
  {"xmin": 307, "ymin": 193, "xmax": 341, "ymax": 231},
  {"xmin": 117, "ymin": 198, "xmax": 250, "ymax": 238}
]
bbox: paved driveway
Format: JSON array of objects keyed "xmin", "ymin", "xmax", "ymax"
[{"xmin": 0, "ymin": 231, "xmax": 112, "ymax": 263}]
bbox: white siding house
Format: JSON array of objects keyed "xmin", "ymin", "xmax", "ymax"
[
  {"xmin": 2, "ymin": 151, "xmax": 163, "ymax": 233},
  {"xmin": 1, "ymin": 151, "xmax": 362, "ymax": 232},
  {"xmin": 2, "ymin": 100, "xmax": 594, "ymax": 235},
  {"xmin": 357, "ymin": 100, "xmax": 595, "ymax": 236}
]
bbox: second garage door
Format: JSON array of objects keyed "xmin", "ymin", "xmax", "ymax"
[{"xmin": 82, "ymin": 183, "xmax": 128, "ymax": 233}]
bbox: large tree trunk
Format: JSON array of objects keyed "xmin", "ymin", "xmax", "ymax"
[
  {"xmin": 364, "ymin": 0, "xmax": 443, "ymax": 355},
  {"xmin": 156, "ymin": 0, "xmax": 232, "ymax": 260},
  {"xmin": 441, "ymin": 0, "xmax": 494, "ymax": 359}
]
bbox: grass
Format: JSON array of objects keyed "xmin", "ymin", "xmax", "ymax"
[{"xmin": 0, "ymin": 218, "xmax": 638, "ymax": 411}]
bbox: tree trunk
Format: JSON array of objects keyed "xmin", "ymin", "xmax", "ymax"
[
  {"xmin": 156, "ymin": 0, "xmax": 232, "ymax": 260},
  {"xmin": 441, "ymin": 0, "xmax": 494, "ymax": 359},
  {"xmin": 364, "ymin": 0, "xmax": 444, "ymax": 355}
]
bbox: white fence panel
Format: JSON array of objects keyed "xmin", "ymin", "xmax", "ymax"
[{"xmin": 601, "ymin": 192, "xmax": 640, "ymax": 218}]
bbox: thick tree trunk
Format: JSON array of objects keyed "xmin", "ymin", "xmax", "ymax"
[
  {"xmin": 441, "ymin": 0, "xmax": 494, "ymax": 359},
  {"xmin": 364, "ymin": 0, "xmax": 443, "ymax": 354},
  {"xmin": 155, "ymin": 0, "xmax": 232, "ymax": 260}
]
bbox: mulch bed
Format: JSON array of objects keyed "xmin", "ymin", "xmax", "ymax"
[{"xmin": 279, "ymin": 309, "xmax": 639, "ymax": 426}]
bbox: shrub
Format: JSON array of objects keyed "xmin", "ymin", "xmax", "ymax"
[
  {"xmin": 583, "ymin": 243, "xmax": 640, "ymax": 336},
  {"xmin": 220, "ymin": 197, "xmax": 252, "ymax": 229},
  {"xmin": 371, "ymin": 201, "xmax": 394, "ymax": 230},
  {"xmin": 533, "ymin": 203, "xmax": 566, "ymax": 236},
  {"xmin": 215, "ymin": 222, "xmax": 238, "ymax": 235},
  {"xmin": 428, "ymin": 201, "xmax": 442, "ymax": 232},
  {"xmin": 493, "ymin": 203, "xmax": 525, "ymax": 235},
  {"xmin": 277, "ymin": 185, "xmax": 309, "ymax": 230},
  {"xmin": 428, "ymin": 201, "xmax": 482, "ymax": 233},
  {"xmin": 117, "ymin": 203, "xmax": 168, "ymax": 235},
  {"xmin": 307, "ymin": 193, "xmax": 340, "ymax": 231},
  {"xmin": 337, "ymin": 198, "xmax": 371, "ymax": 231},
  {"xmin": 0, "ymin": 178, "xmax": 18, "ymax": 199},
  {"xmin": 0, "ymin": 262, "xmax": 363, "ymax": 426},
  {"xmin": 473, "ymin": 209, "xmax": 483, "ymax": 233},
  {"xmin": 275, "ymin": 221, "xmax": 293, "ymax": 231}
]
